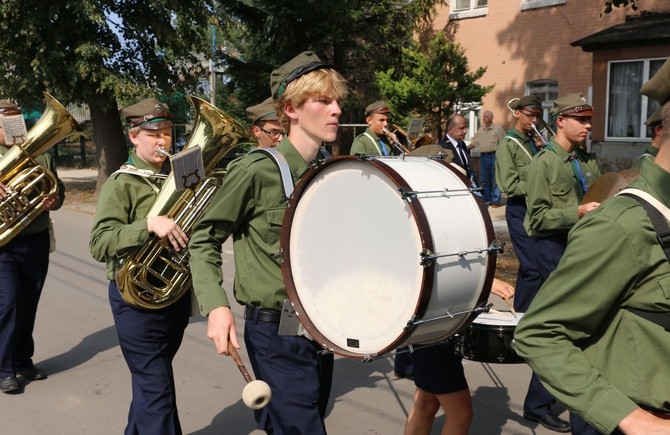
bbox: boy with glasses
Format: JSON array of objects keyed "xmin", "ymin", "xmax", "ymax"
[{"xmin": 246, "ymin": 97, "xmax": 283, "ymax": 148}]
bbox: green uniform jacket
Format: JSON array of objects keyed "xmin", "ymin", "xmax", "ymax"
[
  {"xmin": 495, "ymin": 129, "xmax": 536, "ymax": 198},
  {"xmin": 524, "ymin": 139, "xmax": 600, "ymax": 237},
  {"xmin": 0, "ymin": 145, "xmax": 64, "ymax": 234},
  {"xmin": 514, "ymin": 157, "xmax": 670, "ymax": 434},
  {"xmin": 632, "ymin": 144, "xmax": 659, "ymax": 169},
  {"xmin": 188, "ymin": 138, "xmax": 309, "ymax": 316},
  {"xmin": 351, "ymin": 128, "xmax": 386, "ymax": 156},
  {"xmin": 89, "ymin": 150, "xmax": 165, "ymax": 280}
]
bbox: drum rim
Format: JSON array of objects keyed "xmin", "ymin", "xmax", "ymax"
[{"xmin": 280, "ymin": 155, "xmax": 436, "ymax": 358}]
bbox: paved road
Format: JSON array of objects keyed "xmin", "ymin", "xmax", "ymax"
[{"xmin": 1, "ymin": 199, "xmax": 566, "ymax": 434}]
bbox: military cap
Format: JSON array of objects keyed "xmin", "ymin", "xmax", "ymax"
[
  {"xmin": 550, "ymin": 93, "xmax": 594, "ymax": 118},
  {"xmin": 0, "ymin": 99, "xmax": 21, "ymax": 116},
  {"xmin": 645, "ymin": 107, "xmax": 662, "ymax": 127},
  {"xmin": 510, "ymin": 95, "xmax": 542, "ymax": 112},
  {"xmin": 270, "ymin": 51, "xmax": 333, "ymax": 99},
  {"xmin": 641, "ymin": 57, "xmax": 670, "ymax": 105},
  {"xmin": 246, "ymin": 97, "xmax": 278, "ymax": 125},
  {"xmin": 120, "ymin": 97, "xmax": 173, "ymax": 130},
  {"xmin": 365, "ymin": 100, "xmax": 391, "ymax": 117}
]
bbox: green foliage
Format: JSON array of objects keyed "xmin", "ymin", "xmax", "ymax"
[
  {"xmin": 376, "ymin": 32, "xmax": 492, "ymax": 136},
  {"xmin": 602, "ymin": 0, "xmax": 638, "ymax": 15},
  {"xmin": 0, "ymin": 0, "xmax": 214, "ymax": 108},
  {"xmin": 211, "ymin": 0, "xmax": 447, "ymax": 120}
]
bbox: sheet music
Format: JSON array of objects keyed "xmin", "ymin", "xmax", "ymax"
[
  {"xmin": 170, "ymin": 146, "xmax": 205, "ymax": 191},
  {"xmin": 0, "ymin": 114, "xmax": 28, "ymax": 146}
]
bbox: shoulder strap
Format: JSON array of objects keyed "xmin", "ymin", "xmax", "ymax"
[
  {"xmin": 249, "ymin": 148, "xmax": 295, "ymax": 200},
  {"xmin": 363, "ymin": 132, "xmax": 383, "ymax": 155},
  {"xmin": 111, "ymin": 165, "xmax": 165, "ymax": 193},
  {"xmin": 617, "ymin": 188, "xmax": 670, "ymax": 331},
  {"xmin": 506, "ymin": 136, "xmax": 533, "ymax": 159}
]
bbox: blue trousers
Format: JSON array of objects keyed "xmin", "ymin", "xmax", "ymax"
[
  {"xmin": 109, "ymin": 281, "xmax": 190, "ymax": 435},
  {"xmin": 504, "ymin": 197, "xmax": 542, "ymax": 312},
  {"xmin": 0, "ymin": 230, "xmax": 50, "ymax": 378},
  {"xmin": 479, "ymin": 153, "xmax": 501, "ymax": 204},
  {"xmin": 244, "ymin": 316, "xmax": 333, "ymax": 435}
]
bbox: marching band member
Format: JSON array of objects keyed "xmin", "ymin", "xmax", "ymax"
[
  {"xmin": 0, "ymin": 99, "xmax": 64, "ymax": 394},
  {"xmin": 188, "ymin": 51, "xmax": 347, "ymax": 434},
  {"xmin": 516, "ymin": 59, "xmax": 670, "ymax": 435},
  {"xmin": 350, "ymin": 100, "xmax": 397, "ymax": 156},
  {"xmin": 246, "ymin": 96, "xmax": 283, "ymax": 149},
  {"xmin": 89, "ymin": 98, "xmax": 190, "ymax": 434}
]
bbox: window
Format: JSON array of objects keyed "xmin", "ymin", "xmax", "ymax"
[
  {"xmin": 606, "ymin": 59, "xmax": 664, "ymax": 139},
  {"xmin": 454, "ymin": 0, "xmax": 487, "ymax": 11},
  {"xmin": 450, "ymin": 0, "xmax": 487, "ymax": 19},
  {"xmin": 527, "ymin": 80, "xmax": 559, "ymax": 139},
  {"xmin": 520, "ymin": 0, "xmax": 567, "ymax": 11}
]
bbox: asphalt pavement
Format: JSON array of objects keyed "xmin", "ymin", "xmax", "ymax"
[{"xmin": 0, "ymin": 168, "xmax": 566, "ymax": 434}]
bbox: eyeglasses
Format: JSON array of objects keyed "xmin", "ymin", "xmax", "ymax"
[
  {"xmin": 520, "ymin": 111, "xmax": 541, "ymax": 120},
  {"xmin": 260, "ymin": 126, "xmax": 284, "ymax": 140}
]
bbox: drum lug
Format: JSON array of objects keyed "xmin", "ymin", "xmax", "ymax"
[{"xmin": 420, "ymin": 249, "xmax": 435, "ymax": 267}]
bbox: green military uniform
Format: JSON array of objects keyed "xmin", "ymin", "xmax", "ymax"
[
  {"xmin": 89, "ymin": 149, "xmax": 166, "ymax": 279},
  {"xmin": 524, "ymin": 139, "xmax": 601, "ymax": 237},
  {"xmin": 189, "ymin": 137, "xmax": 308, "ymax": 315},
  {"xmin": 632, "ymin": 144, "xmax": 659, "ymax": 169},
  {"xmin": 495, "ymin": 128, "xmax": 537, "ymax": 199},
  {"xmin": 515, "ymin": 156, "xmax": 670, "ymax": 434},
  {"xmin": 350, "ymin": 127, "xmax": 390, "ymax": 156}
]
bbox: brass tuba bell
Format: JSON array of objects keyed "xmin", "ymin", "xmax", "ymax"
[
  {"xmin": 0, "ymin": 93, "xmax": 83, "ymax": 247},
  {"xmin": 115, "ymin": 96, "xmax": 251, "ymax": 310}
]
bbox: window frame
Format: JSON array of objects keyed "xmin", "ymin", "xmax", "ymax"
[
  {"xmin": 605, "ymin": 58, "xmax": 665, "ymax": 141},
  {"xmin": 520, "ymin": 0, "xmax": 567, "ymax": 11},
  {"xmin": 449, "ymin": 0, "xmax": 488, "ymax": 20}
]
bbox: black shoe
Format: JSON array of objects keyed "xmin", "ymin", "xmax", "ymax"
[
  {"xmin": 523, "ymin": 412, "xmax": 571, "ymax": 433},
  {"xmin": 17, "ymin": 366, "xmax": 47, "ymax": 381},
  {"xmin": 0, "ymin": 376, "xmax": 20, "ymax": 394}
]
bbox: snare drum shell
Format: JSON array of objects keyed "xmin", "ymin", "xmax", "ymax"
[{"xmin": 456, "ymin": 312, "xmax": 525, "ymax": 364}]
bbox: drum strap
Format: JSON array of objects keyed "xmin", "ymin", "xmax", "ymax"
[
  {"xmin": 506, "ymin": 136, "xmax": 533, "ymax": 159},
  {"xmin": 618, "ymin": 189, "xmax": 670, "ymax": 332},
  {"xmin": 363, "ymin": 132, "xmax": 384, "ymax": 156},
  {"xmin": 249, "ymin": 148, "xmax": 295, "ymax": 200}
]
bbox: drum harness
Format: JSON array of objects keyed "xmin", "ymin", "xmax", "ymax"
[{"xmin": 617, "ymin": 188, "xmax": 670, "ymax": 332}]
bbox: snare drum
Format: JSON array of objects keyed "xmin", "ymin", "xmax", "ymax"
[
  {"xmin": 455, "ymin": 311, "xmax": 524, "ymax": 364},
  {"xmin": 280, "ymin": 156, "xmax": 496, "ymax": 358}
]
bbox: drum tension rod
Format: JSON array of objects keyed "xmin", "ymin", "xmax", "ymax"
[
  {"xmin": 405, "ymin": 303, "xmax": 493, "ymax": 329},
  {"xmin": 419, "ymin": 242, "xmax": 504, "ymax": 267},
  {"xmin": 398, "ymin": 187, "xmax": 471, "ymax": 201}
]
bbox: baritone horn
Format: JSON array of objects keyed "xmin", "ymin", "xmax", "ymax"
[
  {"xmin": 115, "ymin": 96, "xmax": 252, "ymax": 310},
  {"xmin": 0, "ymin": 92, "xmax": 83, "ymax": 247}
]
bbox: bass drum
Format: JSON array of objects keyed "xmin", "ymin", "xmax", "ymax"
[{"xmin": 280, "ymin": 156, "xmax": 496, "ymax": 358}]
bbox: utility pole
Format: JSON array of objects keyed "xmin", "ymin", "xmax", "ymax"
[{"xmin": 210, "ymin": 24, "xmax": 216, "ymax": 106}]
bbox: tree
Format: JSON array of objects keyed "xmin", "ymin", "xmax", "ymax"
[
  {"xmin": 0, "ymin": 1, "xmax": 214, "ymax": 188},
  {"xmin": 376, "ymin": 32, "xmax": 492, "ymax": 139},
  {"xmin": 602, "ymin": 0, "xmax": 638, "ymax": 15},
  {"xmin": 211, "ymin": 0, "xmax": 447, "ymax": 124}
]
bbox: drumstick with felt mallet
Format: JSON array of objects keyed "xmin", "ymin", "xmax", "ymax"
[{"xmin": 227, "ymin": 342, "xmax": 272, "ymax": 409}]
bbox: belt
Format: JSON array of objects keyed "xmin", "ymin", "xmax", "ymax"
[
  {"xmin": 480, "ymin": 151, "xmax": 495, "ymax": 155},
  {"xmin": 244, "ymin": 305, "xmax": 281, "ymax": 324}
]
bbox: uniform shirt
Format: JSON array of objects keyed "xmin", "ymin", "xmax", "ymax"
[
  {"xmin": 514, "ymin": 156, "xmax": 670, "ymax": 434},
  {"xmin": 524, "ymin": 139, "xmax": 600, "ymax": 237},
  {"xmin": 470, "ymin": 123, "xmax": 504, "ymax": 153},
  {"xmin": 89, "ymin": 150, "xmax": 165, "ymax": 280},
  {"xmin": 495, "ymin": 128, "xmax": 536, "ymax": 198},
  {"xmin": 188, "ymin": 137, "xmax": 309, "ymax": 316},
  {"xmin": 632, "ymin": 144, "xmax": 659, "ymax": 169},
  {"xmin": 350, "ymin": 128, "xmax": 388, "ymax": 156},
  {"xmin": 0, "ymin": 145, "xmax": 64, "ymax": 234}
]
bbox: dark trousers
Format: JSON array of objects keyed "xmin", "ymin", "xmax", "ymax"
[
  {"xmin": 479, "ymin": 153, "xmax": 501, "ymax": 204},
  {"xmin": 504, "ymin": 197, "xmax": 542, "ymax": 312},
  {"xmin": 0, "ymin": 230, "xmax": 50, "ymax": 378},
  {"xmin": 393, "ymin": 347, "xmax": 414, "ymax": 377},
  {"xmin": 108, "ymin": 281, "xmax": 190, "ymax": 435},
  {"xmin": 534, "ymin": 234, "xmax": 568, "ymax": 282},
  {"xmin": 244, "ymin": 316, "xmax": 333, "ymax": 435}
]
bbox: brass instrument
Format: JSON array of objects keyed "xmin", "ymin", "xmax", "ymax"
[
  {"xmin": 0, "ymin": 93, "xmax": 83, "ymax": 247},
  {"xmin": 116, "ymin": 96, "xmax": 251, "ymax": 310},
  {"xmin": 386, "ymin": 123, "xmax": 434, "ymax": 152}
]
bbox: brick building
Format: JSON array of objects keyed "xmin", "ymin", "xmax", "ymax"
[{"xmin": 432, "ymin": 0, "xmax": 670, "ymax": 169}]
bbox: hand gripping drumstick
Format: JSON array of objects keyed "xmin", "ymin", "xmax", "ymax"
[{"xmin": 228, "ymin": 342, "xmax": 272, "ymax": 409}]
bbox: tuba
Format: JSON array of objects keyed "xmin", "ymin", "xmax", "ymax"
[
  {"xmin": 0, "ymin": 93, "xmax": 83, "ymax": 247},
  {"xmin": 115, "ymin": 96, "xmax": 252, "ymax": 310}
]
